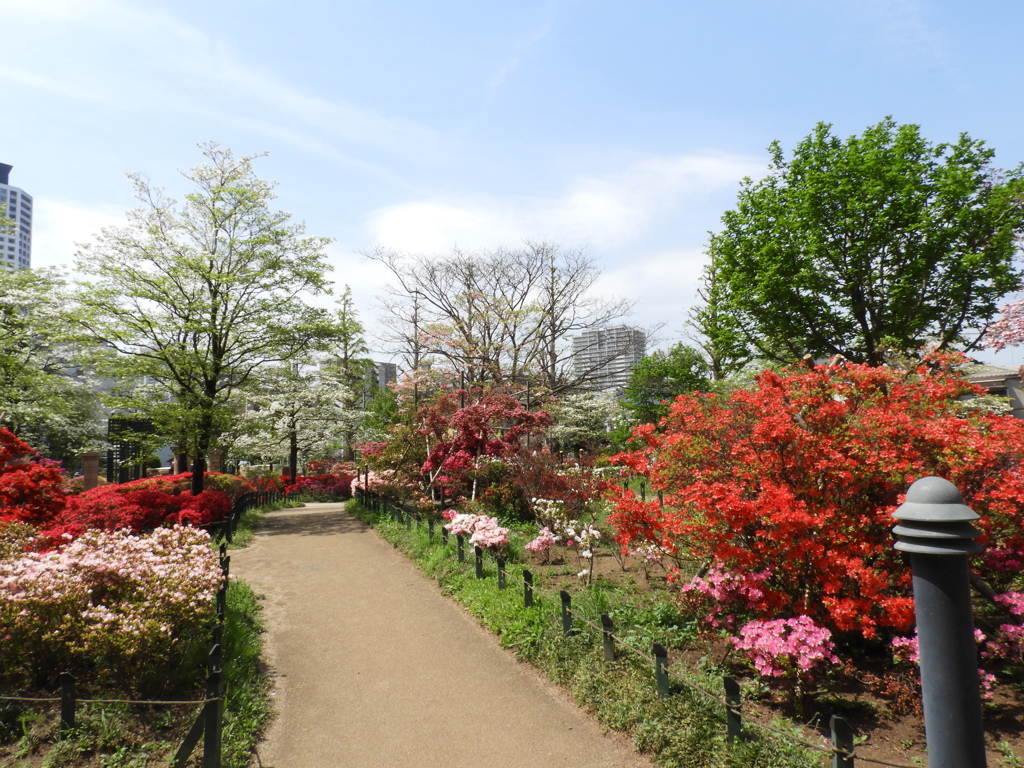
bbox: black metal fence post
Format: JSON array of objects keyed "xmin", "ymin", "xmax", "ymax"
[
  {"xmin": 559, "ymin": 590, "xmax": 574, "ymax": 636},
  {"xmin": 724, "ymin": 676, "xmax": 742, "ymax": 743},
  {"xmin": 892, "ymin": 476, "xmax": 986, "ymax": 768},
  {"xmin": 653, "ymin": 643, "xmax": 670, "ymax": 698},
  {"xmin": 830, "ymin": 714, "xmax": 854, "ymax": 768},
  {"xmin": 457, "ymin": 534, "xmax": 465, "ymax": 562},
  {"xmin": 600, "ymin": 613, "xmax": 615, "ymax": 661},
  {"xmin": 59, "ymin": 672, "xmax": 75, "ymax": 737},
  {"xmin": 475, "ymin": 546, "xmax": 484, "ymax": 578},
  {"xmin": 497, "ymin": 557, "xmax": 506, "ymax": 589},
  {"xmin": 523, "ymin": 569, "xmax": 534, "ymax": 608},
  {"xmin": 203, "ymin": 646, "xmax": 224, "ymax": 768}
]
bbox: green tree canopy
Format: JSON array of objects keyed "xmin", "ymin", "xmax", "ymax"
[
  {"xmin": 76, "ymin": 143, "xmax": 333, "ymax": 493},
  {"xmin": 709, "ymin": 118, "xmax": 1024, "ymax": 366},
  {"xmin": 0, "ymin": 267, "xmax": 103, "ymax": 462},
  {"xmin": 622, "ymin": 343, "xmax": 711, "ymax": 424}
]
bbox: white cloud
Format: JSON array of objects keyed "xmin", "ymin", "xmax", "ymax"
[
  {"xmin": 365, "ymin": 152, "xmax": 762, "ymax": 252},
  {"xmin": 0, "ymin": 0, "xmax": 437, "ymax": 159}
]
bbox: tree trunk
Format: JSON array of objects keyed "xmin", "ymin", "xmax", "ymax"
[
  {"xmin": 191, "ymin": 455, "xmax": 206, "ymax": 495},
  {"xmin": 289, "ymin": 430, "xmax": 299, "ymax": 485}
]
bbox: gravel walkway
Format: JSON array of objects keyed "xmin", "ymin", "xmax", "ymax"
[{"xmin": 230, "ymin": 502, "xmax": 655, "ymax": 768}]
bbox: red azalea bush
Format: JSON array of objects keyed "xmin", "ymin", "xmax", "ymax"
[
  {"xmin": 48, "ymin": 482, "xmax": 233, "ymax": 540},
  {"xmin": 108, "ymin": 471, "xmax": 254, "ymax": 501},
  {"xmin": 0, "ymin": 429, "xmax": 68, "ymax": 527},
  {"xmin": 607, "ymin": 357, "xmax": 1024, "ymax": 642},
  {"xmin": 283, "ymin": 473, "xmax": 353, "ymax": 499}
]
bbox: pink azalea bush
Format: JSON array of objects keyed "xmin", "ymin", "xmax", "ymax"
[
  {"xmin": 444, "ymin": 512, "xmax": 509, "ymax": 552},
  {"xmin": 731, "ymin": 616, "xmax": 838, "ymax": 711},
  {"xmin": 731, "ymin": 616, "xmax": 838, "ymax": 680},
  {"xmin": 525, "ymin": 527, "xmax": 558, "ymax": 553},
  {"xmin": 0, "ymin": 525, "xmax": 221, "ymax": 693},
  {"xmin": 680, "ymin": 563, "xmax": 771, "ymax": 631}
]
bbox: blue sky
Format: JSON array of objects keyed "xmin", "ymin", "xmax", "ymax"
[{"xmin": 2, "ymin": 0, "xmax": 1022, "ymax": 367}]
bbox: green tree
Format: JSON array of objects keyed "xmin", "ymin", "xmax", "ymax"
[
  {"xmin": 710, "ymin": 118, "xmax": 1024, "ymax": 366},
  {"xmin": 324, "ymin": 286, "xmax": 374, "ymax": 461},
  {"xmin": 621, "ymin": 343, "xmax": 711, "ymax": 424},
  {"xmin": 231, "ymin": 361, "xmax": 354, "ymax": 482},
  {"xmin": 0, "ymin": 266, "xmax": 103, "ymax": 463},
  {"xmin": 76, "ymin": 144, "xmax": 333, "ymax": 493},
  {"xmin": 686, "ymin": 253, "xmax": 753, "ymax": 381}
]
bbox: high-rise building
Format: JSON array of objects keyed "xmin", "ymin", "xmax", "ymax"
[
  {"xmin": 571, "ymin": 325, "xmax": 646, "ymax": 393},
  {"xmin": 367, "ymin": 361, "xmax": 398, "ymax": 391},
  {"xmin": 0, "ymin": 163, "xmax": 32, "ymax": 270}
]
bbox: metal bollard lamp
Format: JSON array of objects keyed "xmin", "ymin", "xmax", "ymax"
[{"xmin": 892, "ymin": 476, "xmax": 987, "ymax": 768}]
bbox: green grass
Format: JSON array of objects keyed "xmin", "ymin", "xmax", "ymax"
[
  {"xmin": 220, "ymin": 579, "xmax": 272, "ymax": 768},
  {"xmin": 347, "ymin": 499, "xmax": 823, "ymax": 768}
]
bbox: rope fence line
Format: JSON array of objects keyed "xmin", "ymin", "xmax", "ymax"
[
  {"xmin": 362, "ymin": 490, "xmax": 928, "ymax": 768},
  {"xmin": 0, "ymin": 695, "xmax": 221, "ymax": 706}
]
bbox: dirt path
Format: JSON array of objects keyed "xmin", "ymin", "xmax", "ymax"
[{"xmin": 230, "ymin": 503, "xmax": 655, "ymax": 768}]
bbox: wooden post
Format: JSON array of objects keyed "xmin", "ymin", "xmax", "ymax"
[
  {"xmin": 523, "ymin": 569, "xmax": 534, "ymax": 608},
  {"xmin": 497, "ymin": 558, "xmax": 506, "ymax": 589},
  {"xmin": 724, "ymin": 676, "xmax": 742, "ymax": 743},
  {"xmin": 653, "ymin": 643, "xmax": 670, "ymax": 698},
  {"xmin": 428, "ymin": 518, "xmax": 435, "ymax": 540},
  {"xmin": 475, "ymin": 546, "xmax": 484, "ymax": 578},
  {"xmin": 600, "ymin": 613, "xmax": 615, "ymax": 661},
  {"xmin": 457, "ymin": 534, "xmax": 465, "ymax": 562}
]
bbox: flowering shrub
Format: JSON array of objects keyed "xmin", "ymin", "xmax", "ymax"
[
  {"xmin": 513, "ymin": 454, "xmax": 612, "ymax": 522},
  {"xmin": 0, "ymin": 428, "xmax": 68, "ymax": 527},
  {"xmin": 522, "ymin": 505, "xmax": 603, "ymax": 582},
  {"xmin": 119, "ymin": 471, "xmax": 253, "ymax": 501},
  {"xmin": 732, "ymin": 616, "xmax": 837, "ymax": 710},
  {"xmin": 733, "ymin": 616, "xmax": 837, "ymax": 679},
  {"xmin": 679, "ymin": 564, "xmax": 772, "ymax": 631},
  {"xmin": 0, "ymin": 525, "xmax": 221, "ymax": 693},
  {"xmin": 608, "ymin": 357, "xmax": 1024, "ymax": 640},
  {"xmin": 525, "ymin": 527, "xmax": 558, "ymax": 554},
  {"xmin": 283, "ymin": 473, "xmax": 353, "ymax": 500},
  {"xmin": 444, "ymin": 512, "xmax": 509, "ymax": 552},
  {"xmin": 44, "ymin": 484, "xmax": 233, "ymax": 542}
]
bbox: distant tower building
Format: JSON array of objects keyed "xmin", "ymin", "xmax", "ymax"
[
  {"xmin": 571, "ymin": 325, "xmax": 646, "ymax": 392},
  {"xmin": 368, "ymin": 361, "xmax": 398, "ymax": 391},
  {"xmin": 0, "ymin": 163, "xmax": 32, "ymax": 270}
]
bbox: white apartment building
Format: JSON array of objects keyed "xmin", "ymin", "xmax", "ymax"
[
  {"xmin": 571, "ymin": 325, "xmax": 646, "ymax": 392},
  {"xmin": 0, "ymin": 163, "xmax": 32, "ymax": 270}
]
